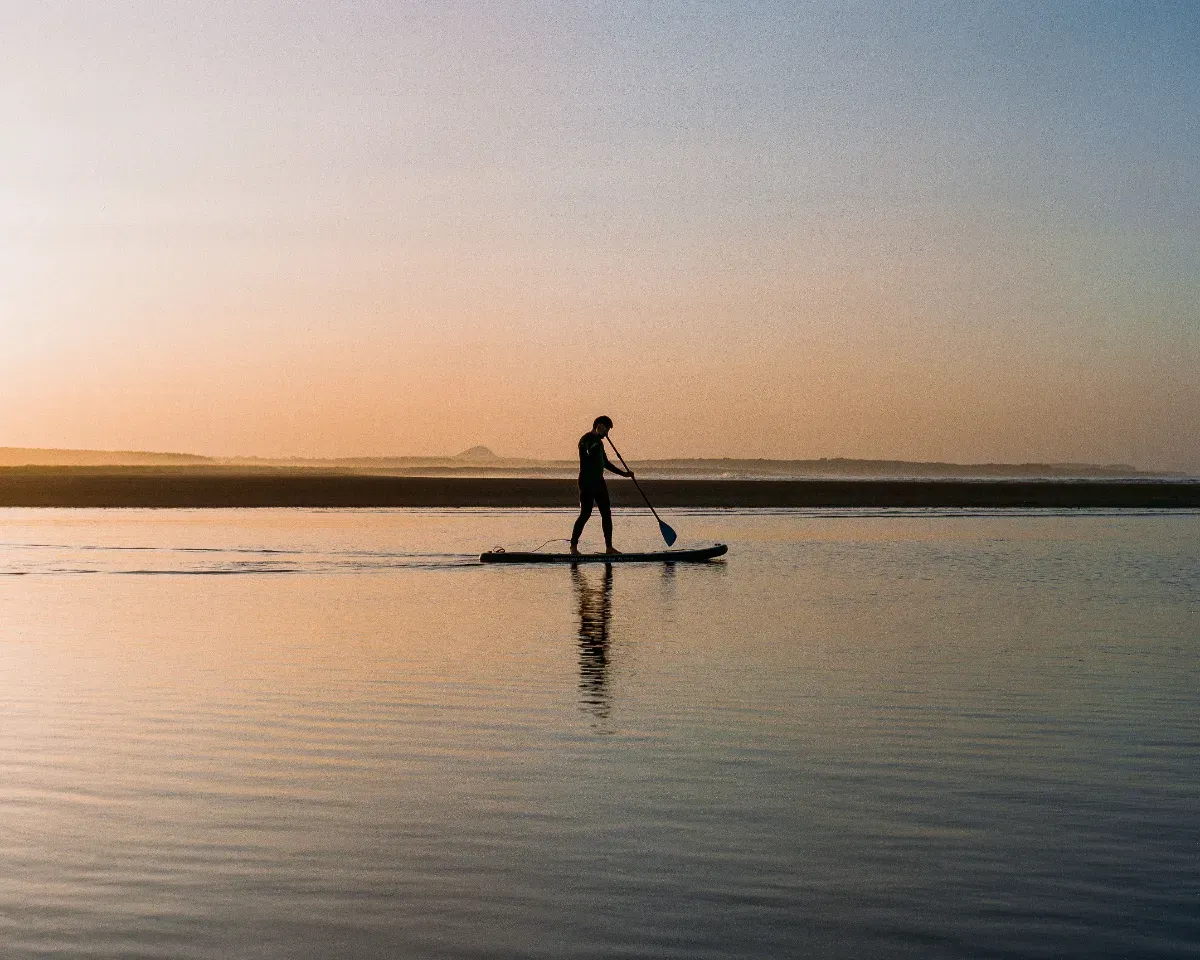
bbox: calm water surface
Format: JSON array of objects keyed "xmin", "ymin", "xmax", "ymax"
[{"xmin": 1, "ymin": 508, "xmax": 1197, "ymax": 959}]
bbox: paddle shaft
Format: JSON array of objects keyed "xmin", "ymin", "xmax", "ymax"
[{"xmin": 604, "ymin": 438, "xmax": 667, "ymax": 526}]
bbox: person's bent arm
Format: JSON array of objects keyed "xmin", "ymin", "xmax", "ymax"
[{"xmin": 602, "ymin": 452, "xmax": 633, "ymax": 478}]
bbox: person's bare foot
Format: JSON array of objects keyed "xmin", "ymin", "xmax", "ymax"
[
  {"xmin": 604, "ymin": 545, "xmax": 622, "ymax": 554},
  {"xmin": 570, "ymin": 543, "xmax": 581, "ymax": 556}
]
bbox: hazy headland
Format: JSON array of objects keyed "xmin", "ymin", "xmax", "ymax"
[{"xmin": 0, "ymin": 444, "xmax": 1182, "ymax": 479}]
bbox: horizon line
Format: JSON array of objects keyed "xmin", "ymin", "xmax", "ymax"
[{"xmin": 0, "ymin": 444, "xmax": 1179, "ymax": 475}]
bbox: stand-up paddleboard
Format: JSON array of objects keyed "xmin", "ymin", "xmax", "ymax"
[{"xmin": 480, "ymin": 543, "xmax": 728, "ymax": 564}]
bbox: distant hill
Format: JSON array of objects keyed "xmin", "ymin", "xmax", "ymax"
[
  {"xmin": 455, "ymin": 446, "xmax": 499, "ymax": 462},
  {"xmin": 0, "ymin": 447, "xmax": 213, "ymax": 467},
  {"xmin": 0, "ymin": 447, "xmax": 1178, "ymax": 478}
]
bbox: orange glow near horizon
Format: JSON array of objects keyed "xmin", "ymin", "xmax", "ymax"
[{"xmin": 3, "ymin": 4, "xmax": 1197, "ymax": 471}]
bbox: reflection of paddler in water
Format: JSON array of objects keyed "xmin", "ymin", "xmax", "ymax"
[
  {"xmin": 572, "ymin": 563, "xmax": 613, "ymax": 721},
  {"xmin": 570, "ymin": 416, "xmax": 634, "ymax": 556}
]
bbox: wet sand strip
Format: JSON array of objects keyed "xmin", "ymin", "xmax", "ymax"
[{"xmin": 0, "ymin": 469, "xmax": 1195, "ymax": 508}]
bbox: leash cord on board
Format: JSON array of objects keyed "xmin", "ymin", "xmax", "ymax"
[
  {"xmin": 486, "ymin": 538, "xmax": 570, "ymax": 555},
  {"xmin": 529, "ymin": 538, "xmax": 571, "ymax": 553}
]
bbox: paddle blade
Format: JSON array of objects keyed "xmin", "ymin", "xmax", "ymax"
[{"xmin": 658, "ymin": 520, "xmax": 678, "ymax": 546}]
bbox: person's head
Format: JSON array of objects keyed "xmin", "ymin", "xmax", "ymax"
[{"xmin": 593, "ymin": 415, "xmax": 613, "ymax": 437}]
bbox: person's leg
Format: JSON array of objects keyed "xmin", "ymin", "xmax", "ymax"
[
  {"xmin": 571, "ymin": 487, "xmax": 595, "ymax": 551},
  {"xmin": 596, "ymin": 484, "xmax": 617, "ymax": 552}
]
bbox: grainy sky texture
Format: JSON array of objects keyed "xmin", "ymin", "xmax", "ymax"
[{"xmin": 3, "ymin": 1, "xmax": 1198, "ymax": 467}]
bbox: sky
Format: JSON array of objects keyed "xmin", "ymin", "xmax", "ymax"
[{"xmin": 2, "ymin": 0, "xmax": 1198, "ymax": 468}]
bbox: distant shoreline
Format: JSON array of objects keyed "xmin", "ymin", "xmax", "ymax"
[
  {"xmin": 0, "ymin": 447, "xmax": 1176, "ymax": 479},
  {"xmin": 0, "ymin": 468, "xmax": 1195, "ymax": 509}
]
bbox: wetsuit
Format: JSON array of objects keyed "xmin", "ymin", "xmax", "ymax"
[{"xmin": 571, "ymin": 431, "xmax": 627, "ymax": 548}]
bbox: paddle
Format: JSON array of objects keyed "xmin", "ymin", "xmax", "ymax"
[{"xmin": 605, "ymin": 438, "xmax": 678, "ymax": 546}]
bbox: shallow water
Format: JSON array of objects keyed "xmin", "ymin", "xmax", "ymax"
[{"xmin": 1, "ymin": 508, "xmax": 1197, "ymax": 959}]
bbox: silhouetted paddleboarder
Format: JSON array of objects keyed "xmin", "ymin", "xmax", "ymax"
[{"xmin": 570, "ymin": 416, "xmax": 633, "ymax": 555}]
